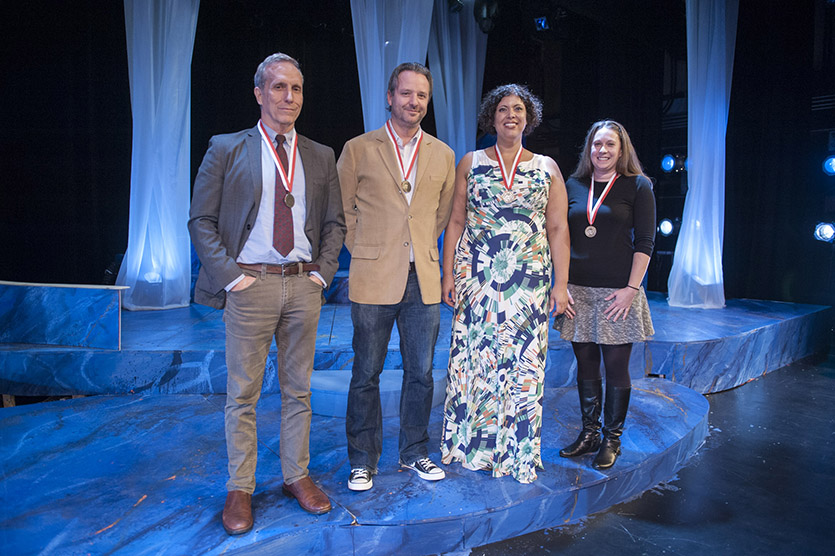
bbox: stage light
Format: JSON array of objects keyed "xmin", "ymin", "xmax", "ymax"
[
  {"xmin": 534, "ymin": 16, "xmax": 550, "ymax": 31},
  {"xmin": 661, "ymin": 153, "xmax": 686, "ymax": 173},
  {"xmin": 659, "ymin": 218, "xmax": 674, "ymax": 236},
  {"xmin": 823, "ymin": 155, "xmax": 835, "ymax": 176},
  {"xmin": 474, "ymin": 0, "xmax": 499, "ymax": 33},
  {"xmin": 814, "ymin": 222, "xmax": 835, "ymax": 243}
]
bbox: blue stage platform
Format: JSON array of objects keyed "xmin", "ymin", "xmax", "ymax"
[
  {"xmin": 1, "ymin": 380, "xmax": 707, "ymax": 555},
  {"xmin": 0, "ymin": 293, "xmax": 829, "ymax": 398},
  {"xmin": 0, "ymin": 291, "xmax": 829, "ymax": 554}
]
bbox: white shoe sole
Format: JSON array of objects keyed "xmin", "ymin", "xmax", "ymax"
[
  {"xmin": 400, "ymin": 463, "xmax": 445, "ymax": 481},
  {"xmin": 348, "ymin": 479, "xmax": 373, "ymax": 491}
]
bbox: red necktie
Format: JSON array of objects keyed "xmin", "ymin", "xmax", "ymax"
[{"xmin": 273, "ymin": 134, "xmax": 294, "ymax": 256}]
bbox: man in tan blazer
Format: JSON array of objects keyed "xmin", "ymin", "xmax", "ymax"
[{"xmin": 337, "ymin": 62, "xmax": 455, "ymax": 491}]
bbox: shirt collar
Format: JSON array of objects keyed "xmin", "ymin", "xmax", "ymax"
[
  {"xmin": 260, "ymin": 122, "xmax": 296, "ymax": 145},
  {"xmin": 387, "ymin": 120, "xmax": 421, "ymax": 148}
]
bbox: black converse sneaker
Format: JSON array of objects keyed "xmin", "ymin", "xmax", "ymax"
[
  {"xmin": 400, "ymin": 457, "xmax": 445, "ymax": 481},
  {"xmin": 348, "ymin": 468, "xmax": 373, "ymax": 491}
]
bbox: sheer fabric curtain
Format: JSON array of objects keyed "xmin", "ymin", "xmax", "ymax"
[
  {"xmin": 350, "ymin": 0, "xmax": 434, "ymax": 132},
  {"xmin": 427, "ymin": 0, "xmax": 488, "ymax": 162},
  {"xmin": 117, "ymin": 0, "xmax": 199, "ymax": 310},
  {"xmin": 667, "ymin": 0, "xmax": 739, "ymax": 308}
]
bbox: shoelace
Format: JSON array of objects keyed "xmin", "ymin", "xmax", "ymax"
[
  {"xmin": 415, "ymin": 457, "xmax": 436, "ymax": 470},
  {"xmin": 351, "ymin": 468, "xmax": 370, "ymax": 480}
]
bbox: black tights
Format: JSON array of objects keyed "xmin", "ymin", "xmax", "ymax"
[{"xmin": 571, "ymin": 342, "xmax": 633, "ymax": 388}]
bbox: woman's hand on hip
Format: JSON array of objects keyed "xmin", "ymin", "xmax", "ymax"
[{"xmin": 604, "ymin": 288, "xmax": 637, "ymax": 321}]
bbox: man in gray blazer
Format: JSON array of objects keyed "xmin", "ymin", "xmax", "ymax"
[{"xmin": 189, "ymin": 53, "xmax": 345, "ymax": 535}]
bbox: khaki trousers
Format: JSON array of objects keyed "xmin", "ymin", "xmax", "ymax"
[{"xmin": 223, "ymin": 268, "xmax": 323, "ymax": 493}]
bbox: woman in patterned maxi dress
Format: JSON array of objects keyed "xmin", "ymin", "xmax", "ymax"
[{"xmin": 440, "ymin": 85, "xmax": 571, "ymax": 483}]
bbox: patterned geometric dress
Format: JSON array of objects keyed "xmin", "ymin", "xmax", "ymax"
[{"xmin": 440, "ymin": 149, "xmax": 553, "ymax": 483}]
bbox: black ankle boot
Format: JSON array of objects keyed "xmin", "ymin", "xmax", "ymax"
[
  {"xmin": 560, "ymin": 379, "xmax": 602, "ymax": 458},
  {"xmin": 593, "ymin": 385, "xmax": 631, "ymax": 469}
]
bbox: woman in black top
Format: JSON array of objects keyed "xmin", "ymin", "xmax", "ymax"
[{"xmin": 553, "ymin": 120, "xmax": 655, "ymax": 469}]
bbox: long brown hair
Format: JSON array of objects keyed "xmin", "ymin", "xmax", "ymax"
[{"xmin": 571, "ymin": 119, "xmax": 647, "ymax": 180}]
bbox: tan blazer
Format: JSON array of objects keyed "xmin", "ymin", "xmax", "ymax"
[{"xmin": 337, "ymin": 126, "xmax": 455, "ymax": 305}]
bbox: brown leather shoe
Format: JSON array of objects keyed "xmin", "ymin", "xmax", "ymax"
[
  {"xmin": 222, "ymin": 490, "xmax": 253, "ymax": 535},
  {"xmin": 282, "ymin": 476, "xmax": 332, "ymax": 514}
]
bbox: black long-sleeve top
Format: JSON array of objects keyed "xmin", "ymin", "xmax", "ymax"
[{"xmin": 564, "ymin": 174, "xmax": 656, "ymax": 288}]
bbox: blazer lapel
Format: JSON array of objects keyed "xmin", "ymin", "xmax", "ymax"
[
  {"xmin": 246, "ymin": 126, "xmax": 263, "ymax": 204},
  {"xmin": 374, "ymin": 127, "xmax": 410, "ymax": 205},
  {"xmin": 296, "ymin": 134, "xmax": 318, "ymax": 223},
  {"xmin": 415, "ymin": 133, "xmax": 433, "ymax": 198}
]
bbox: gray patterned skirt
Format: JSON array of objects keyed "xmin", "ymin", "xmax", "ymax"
[{"xmin": 552, "ymin": 284, "xmax": 655, "ymax": 344}]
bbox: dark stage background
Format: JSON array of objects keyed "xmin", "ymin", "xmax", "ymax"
[{"xmin": 1, "ymin": 0, "xmax": 832, "ymax": 306}]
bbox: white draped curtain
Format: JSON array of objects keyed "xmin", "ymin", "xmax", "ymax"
[
  {"xmin": 428, "ymin": 0, "xmax": 488, "ymax": 162},
  {"xmin": 667, "ymin": 0, "xmax": 739, "ymax": 308},
  {"xmin": 349, "ymin": 0, "xmax": 434, "ymax": 132},
  {"xmin": 117, "ymin": 0, "xmax": 200, "ymax": 310}
]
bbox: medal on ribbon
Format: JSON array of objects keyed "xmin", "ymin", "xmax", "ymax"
[
  {"xmin": 494, "ymin": 144, "xmax": 523, "ymax": 204},
  {"xmin": 385, "ymin": 120, "xmax": 422, "ymax": 194},
  {"xmin": 586, "ymin": 173, "xmax": 619, "ymax": 238},
  {"xmin": 258, "ymin": 121, "xmax": 298, "ymax": 207}
]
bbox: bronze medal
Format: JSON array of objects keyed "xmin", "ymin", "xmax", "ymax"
[
  {"xmin": 494, "ymin": 144, "xmax": 523, "ymax": 206},
  {"xmin": 284, "ymin": 192, "xmax": 295, "ymax": 208},
  {"xmin": 386, "ymin": 121, "xmax": 423, "ymax": 198},
  {"xmin": 586, "ymin": 173, "xmax": 619, "ymax": 239}
]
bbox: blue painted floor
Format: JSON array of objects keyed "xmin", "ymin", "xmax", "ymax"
[
  {"xmin": 0, "ymin": 294, "xmax": 829, "ymax": 554},
  {"xmin": 1, "ymin": 379, "xmax": 707, "ymax": 555}
]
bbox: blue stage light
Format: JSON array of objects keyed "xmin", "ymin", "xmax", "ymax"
[
  {"xmin": 814, "ymin": 222, "xmax": 835, "ymax": 243},
  {"xmin": 659, "ymin": 218, "xmax": 674, "ymax": 237},
  {"xmin": 661, "ymin": 155, "xmax": 675, "ymax": 173},
  {"xmin": 823, "ymin": 156, "xmax": 835, "ymax": 176}
]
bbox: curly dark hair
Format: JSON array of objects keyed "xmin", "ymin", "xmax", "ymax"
[{"xmin": 477, "ymin": 84, "xmax": 543, "ymax": 136}]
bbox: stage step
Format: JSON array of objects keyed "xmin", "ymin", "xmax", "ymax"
[
  {"xmin": 0, "ymin": 295, "xmax": 828, "ymax": 399},
  {"xmin": 310, "ymin": 368, "xmax": 447, "ymax": 418}
]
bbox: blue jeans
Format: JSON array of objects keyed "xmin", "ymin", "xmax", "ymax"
[{"xmin": 346, "ymin": 271, "xmax": 440, "ymax": 472}]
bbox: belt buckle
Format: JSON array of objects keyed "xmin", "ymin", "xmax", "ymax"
[{"xmin": 280, "ymin": 262, "xmax": 303, "ymax": 275}]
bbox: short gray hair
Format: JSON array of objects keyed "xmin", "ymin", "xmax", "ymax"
[{"xmin": 254, "ymin": 53, "xmax": 302, "ymax": 88}]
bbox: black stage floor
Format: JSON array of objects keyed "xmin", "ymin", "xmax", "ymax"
[{"xmin": 476, "ymin": 348, "xmax": 835, "ymax": 556}]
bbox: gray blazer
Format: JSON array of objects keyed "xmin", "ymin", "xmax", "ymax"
[{"xmin": 188, "ymin": 125, "xmax": 345, "ymax": 309}]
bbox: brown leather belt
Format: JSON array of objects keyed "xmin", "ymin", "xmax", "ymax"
[{"xmin": 238, "ymin": 262, "xmax": 320, "ymax": 275}]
